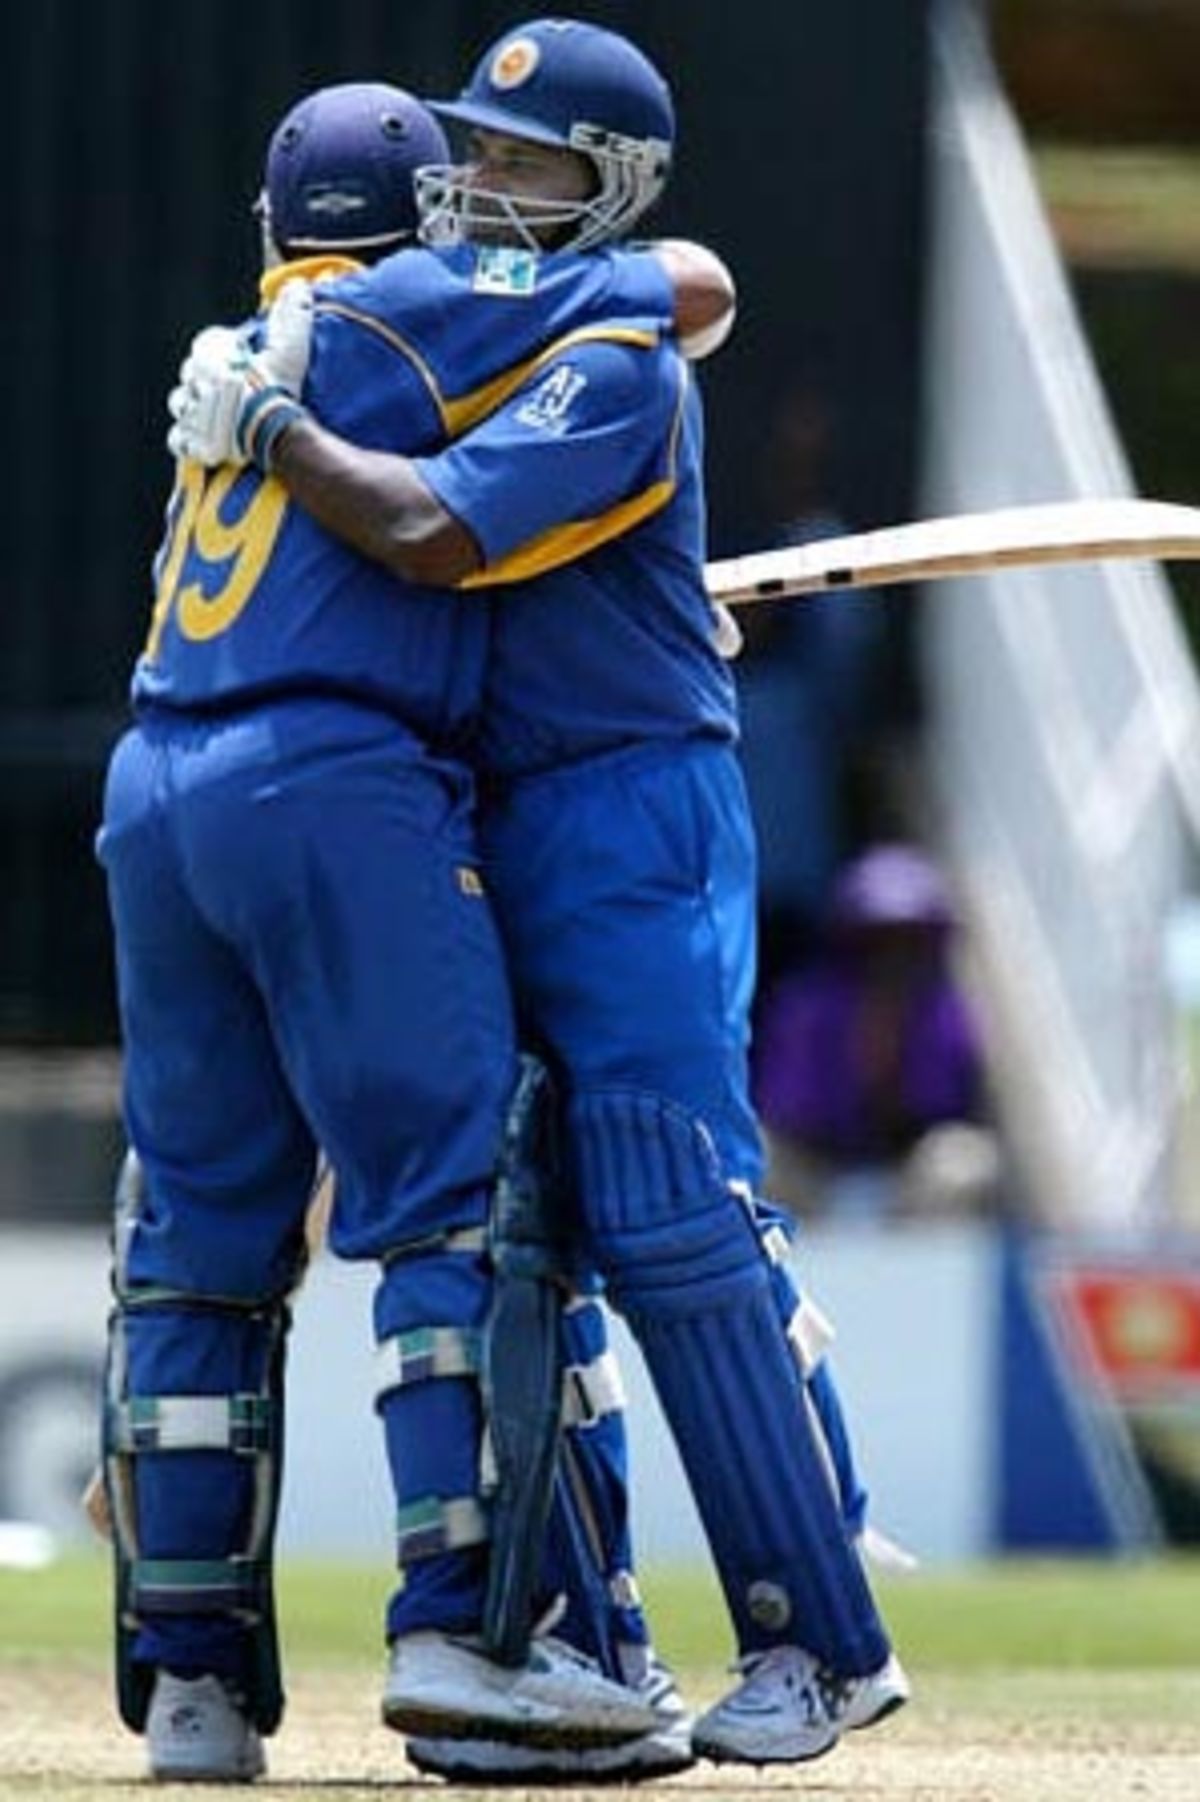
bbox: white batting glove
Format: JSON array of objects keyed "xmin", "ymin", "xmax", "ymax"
[
  {"xmin": 167, "ymin": 278, "xmax": 315, "ymax": 470},
  {"xmin": 166, "ymin": 325, "xmax": 248, "ymax": 465},
  {"xmin": 259, "ymin": 276, "xmax": 316, "ymax": 394},
  {"xmin": 712, "ymin": 601, "xmax": 744, "ymax": 659}
]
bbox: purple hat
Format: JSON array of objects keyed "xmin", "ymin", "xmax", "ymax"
[
  {"xmin": 264, "ymin": 82, "xmax": 449, "ymax": 253},
  {"xmin": 829, "ymin": 844, "xmax": 956, "ymax": 934}
]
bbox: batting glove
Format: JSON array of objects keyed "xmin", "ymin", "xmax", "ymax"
[
  {"xmin": 712, "ymin": 601, "xmax": 744, "ymax": 659},
  {"xmin": 167, "ymin": 278, "xmax": 315, "ymax": 471}
]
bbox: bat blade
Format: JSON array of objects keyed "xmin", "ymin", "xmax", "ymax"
[{"xmin": 706, "ymin": 499, "xmax": 1200, "ymax": 607}]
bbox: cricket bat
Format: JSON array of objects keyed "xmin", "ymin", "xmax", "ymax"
[{"xmin": 706, "ymin": 498, "xmax": 1200, "ymax": 607}]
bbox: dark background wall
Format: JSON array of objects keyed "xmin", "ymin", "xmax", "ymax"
[
  {"xmin": 993, "ymin": 0, "xmax": 1200, "ymax": 142},
  {"xmin": 2, "ymin": 0, "xmax": 931, "ymax": 1043}
]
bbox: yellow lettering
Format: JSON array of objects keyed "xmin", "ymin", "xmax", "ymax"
[
  {"xmin": 144, "ymin": 462, "xmax": 290, "ymax": 659},
  {"xmin": 176, "ymin": 468, "xmax": 289, "ymax": 641},
  {"xmin": 143, "ymin": 462, "xmax": 205, "ymax": 662}
]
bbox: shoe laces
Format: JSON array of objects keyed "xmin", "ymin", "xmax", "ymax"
[{"xmin": 728, "ymin": 1646, "xmax": 825, "ymax": 1723}]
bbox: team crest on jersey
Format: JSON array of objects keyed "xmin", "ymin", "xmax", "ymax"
[
  {"xmin": 490, "ymin": 36, "xmax": 540, "ymax": 89},
  {"xmin": 514, "ymin": 363, "xmax": 587, "ymax": 436},
  {"xmin": 471, "ymin": 245, "xmax": 539, "ymax": 295}
]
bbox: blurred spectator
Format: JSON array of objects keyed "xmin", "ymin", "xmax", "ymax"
[
  {"xmin": 733, "ymin": 384, "xmax": 887, "ymax": 988},
  {"xmin": 752, "ymin": 842, "xmax": 1002, "ymax": 1223}
]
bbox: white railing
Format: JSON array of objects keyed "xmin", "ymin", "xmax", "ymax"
[{"xmin": 917, "ymin": 1, "xmax": 1200, "ymax": 1232}]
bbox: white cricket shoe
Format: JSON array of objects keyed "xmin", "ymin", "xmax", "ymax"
[
  {"xmin": 381, "ymin": 1630, "xmax": 665, "ymax": 1751},
  {"xmin": 406, "ymin": 1652, "xmax": 695, "ymax": 1782},
  {"xmin": 145, "ymin": 1671, "xmax": 265, "ymax": 1783},
  {"xmin": 821, "ymin": 1651, "xmax": 911, "ymax": 1731},
  {"xmin": 692, "ymin": 1644, "xmax": 838, "ymax": 1765}
]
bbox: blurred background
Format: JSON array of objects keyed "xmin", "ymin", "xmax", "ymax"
[{"xmin": 2, "ymin": 0, "xmax": 1199, "ymax": 1569}]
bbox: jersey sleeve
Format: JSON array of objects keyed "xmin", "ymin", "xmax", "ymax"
[
  {"xmin": 415, "ymin": 328, "xmax": 689, "ymax": 585},
  {"xmin": 308, "ymin": 246, "xmax": 677, "ymax": 443},
  {"xmin": 304, "ymin": 295, "xmax": 446, "ymax": 454},
  {"xmin": 599, "ymin": 245, "xmax": 677, "ymax": 326}
]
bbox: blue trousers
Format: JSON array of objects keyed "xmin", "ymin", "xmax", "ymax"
[
  {"xmin": 99, "ymin": 699, "xmax": 517, "ymax": 1670},
  {"xmin": 482, "ymin": 739, "xmax": 762, "ymax": 1183},
  {"xmin": 482, "ymin": 739, "xmax": 885, "ymax": 1669}
]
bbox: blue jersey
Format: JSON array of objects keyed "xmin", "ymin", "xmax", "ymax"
[
  {"xmin": 135, "ymin": 243, "xmax": 676, "ymax": 748},
  {"xmin": 415, "ymin": 338, "xmax": 738, "ymax": 778}
]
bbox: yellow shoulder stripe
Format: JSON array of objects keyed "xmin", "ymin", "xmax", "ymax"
[
  {"xmin": 457, "ymin": 478, "xmax": 676, "ymax": 588},
  {"xmin": 308, "ymin": 307, "xmax": 661, "ymax": 440},
  {"xmin": 458, "ymin": 356, "xmax": 690, "ymax": 588},
  {"xmin": 442, "ymin": 324, "xmax": 662, "ymax": 439}
]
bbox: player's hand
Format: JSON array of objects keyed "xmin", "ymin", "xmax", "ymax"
[
  {"xmin": 258, "ymin": 275, "xmax": 316, "ymax": 395},
  {"xmin": 166, "ymin": 325, "xmax": 250, "ymax": 465},
  {"xmin": 167, "ymin": 278, "xmax": 315, "ymax": 470},
  {"xmin": 81, "ymin": 1463, "xmax": 113, "ymax": 1542}
]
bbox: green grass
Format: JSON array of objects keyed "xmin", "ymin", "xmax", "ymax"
[
  {"xmin": 0, "ymin": 1552, "xmax": 392, "ymax": 1667},
  {"xmin": 645, "ymin": 1556, "xmax": 1200, "ymax": 1675},
  {"xmin": 5, "ymin": 1554, "xmax": 1199, "ymax": 1800},
  {"xmin": 4, "ymin": 1550, "xmax": 1199, "ymax": 1675}
]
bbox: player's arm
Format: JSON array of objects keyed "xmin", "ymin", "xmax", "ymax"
[
  {"xmin": 262, "ymin": 329, "xmax": 678, "ymax": 589},
  {"xmin": 256, "ymin": 244, "xmax": 730, "ymax": 582},
  {"xmin": 166, "ymin": 283, "xmax": 482, "ymax": 585},
  {"xmin": 649, "ymin": 239, "xmax": 737, "ymax": 359},
  {"xmin": 166, "ymin": 255, "xmax": 712, "ymax": 591},
  {"xmin": 270, "ymin": 418, "xmax": 481, "ymax": 586},
  {"xmin": 415, "ymin": 333, "xmax": 685, "ymax": 587}
]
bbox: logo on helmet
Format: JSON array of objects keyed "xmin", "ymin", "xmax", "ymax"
[
  {"xmin": 303, "ymin": 184, "xmax": 369, "ymax": 219},
  {"xmin": 490, "ymin": 36, "xmax": 540, "ymax": 91}
]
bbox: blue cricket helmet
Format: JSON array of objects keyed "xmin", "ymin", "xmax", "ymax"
[
  {"xmin": 262, "ymin": 82, "xmax": 450, "ymax": 257},
  {"xmin": 419, "ymin": 18, "xmax": 674, "ymax": 252}
]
